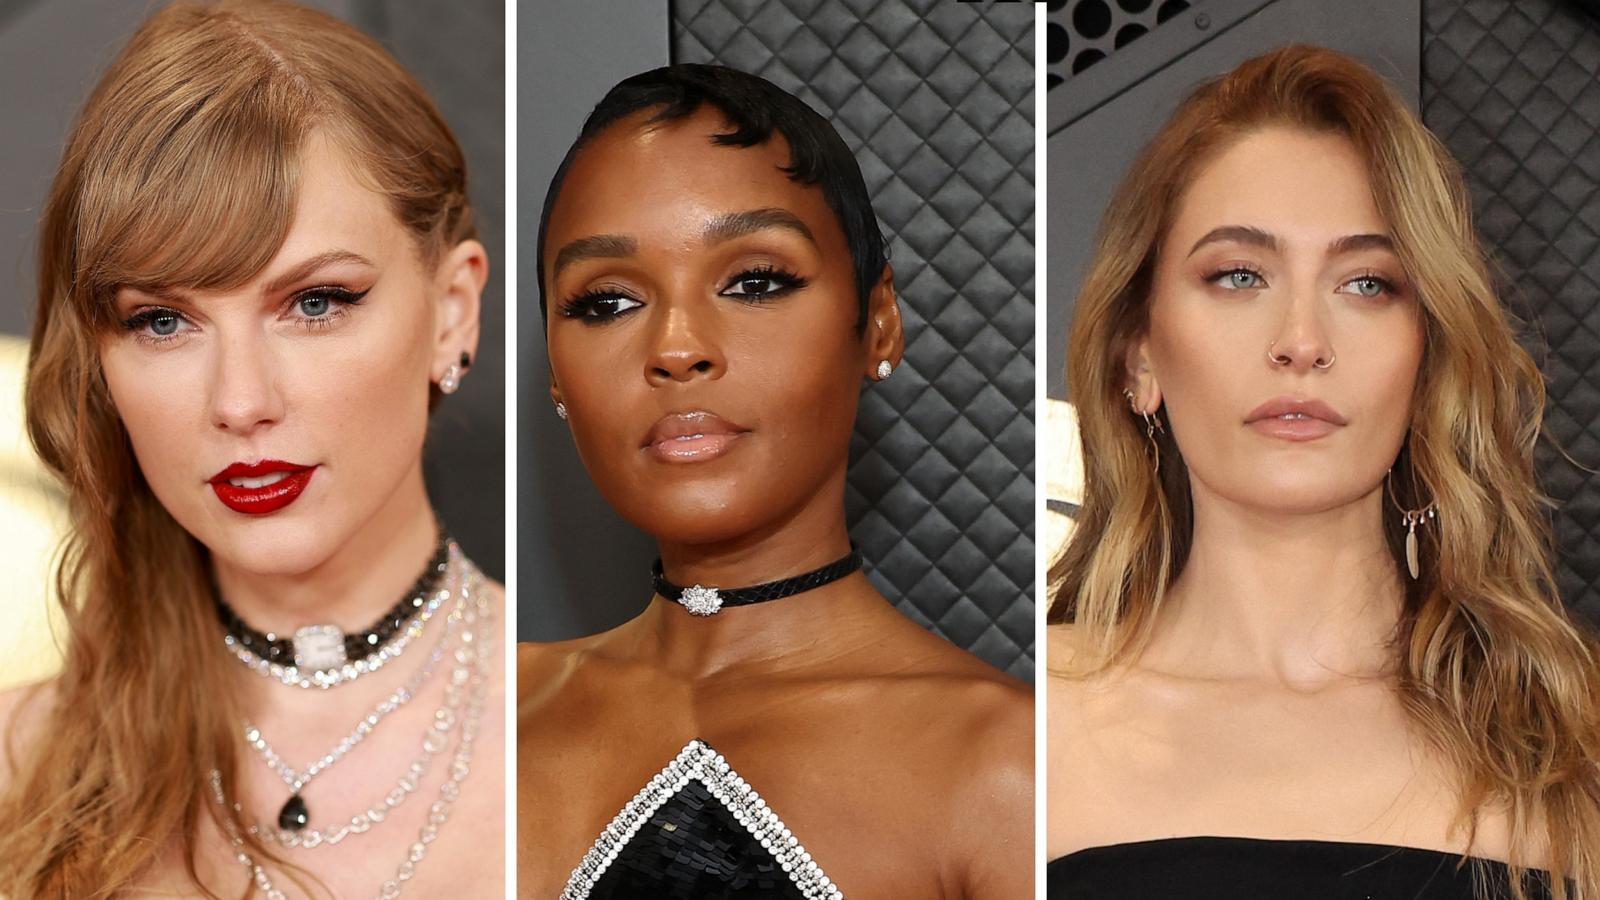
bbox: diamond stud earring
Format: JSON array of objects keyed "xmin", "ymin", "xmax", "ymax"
[
  {"xmin": 555, "ymin": 401, "xmax": 568, "ymax": 421},
  {"xmin": 875, "ymin": 360, "xmax": 893, "ymax": 380}
]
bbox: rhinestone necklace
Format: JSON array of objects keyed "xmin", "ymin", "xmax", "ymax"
[
  {"xmin": 211, "ymin": 560, "xmax": 492, "ymax": 898},
  {"xmin": 652, "ymin": 545, "xmax": 863, "ymax": 616},
  {"xmin": 243, "ymin": 579, "xmax": 465, "ymax": 834},
  {"xmin": 223, "ymin": 541, "xmax": 457, "ymax": 690}
]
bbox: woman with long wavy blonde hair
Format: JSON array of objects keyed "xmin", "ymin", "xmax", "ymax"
[
  {"xmin": 0, "ymin": 2, "xmax": 504, "ymax": 896},
  {"xmin": 1046, "ymin": 45, "xmax": 1599, "ymax": 899}
]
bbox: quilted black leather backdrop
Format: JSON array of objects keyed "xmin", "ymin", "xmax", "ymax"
[
  {"xmin": 674, "ymin": 0, "xmax": 1037, "ymax": 678},
  {"xmin": 1424, "ymin": 0, "xmax": 1600, "ymax": 622}
]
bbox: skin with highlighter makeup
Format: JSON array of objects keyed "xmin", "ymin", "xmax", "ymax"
[
  {"xmin": 3, "ymin": 132, "xmax": 507, "ymax": 896},
  {"xmin": 518, "ymin": 106, "xmax": 1034, "ymax": 899},
  {"xmin": 1047, "ymin": 126, "xmax": 1533, "ymax": 864}
]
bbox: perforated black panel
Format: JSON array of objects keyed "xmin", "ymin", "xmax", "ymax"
[
  {"xmin": 674, "ymin": 0, "xmax": 1036, "ymax": 678},
  {"xmin": 1422, "ymin": 0, "xmax": 1600, "ymax": 621},
  {"xmin": 1045, "ymin": 0, "xmax": 1193, "ymax": 89}
]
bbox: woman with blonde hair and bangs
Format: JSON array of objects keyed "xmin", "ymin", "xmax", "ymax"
[
  {"xmin": 0, "ymin": 1, "xmax": 503, "ymax": 896},
  {"xmin": 1047, "ymin": 45, "xmax": 1599, "ymax": 899}
]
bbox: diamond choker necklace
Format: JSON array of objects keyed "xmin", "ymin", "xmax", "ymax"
[
  {"xmin": 652, "ymin": 546, "xmax": 863, "ymax": 616},
  {"xmin": 217, "ymin": 533, "xmax": 450, "ymax": 688}
]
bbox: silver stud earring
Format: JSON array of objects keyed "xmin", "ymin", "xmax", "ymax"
[
  {"xmin": 875, "ymin": 360, "xmax": 893, "ymax": 380},
  {"xmin": 438, "ymin": 364, "xmax": 461, "ymax": 395},
  {"xmin": 554, "ymin": 401, "xmax": 568, "ymax": 421}
]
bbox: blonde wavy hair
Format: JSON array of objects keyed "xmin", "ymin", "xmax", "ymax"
[
  {"xmin": 1048, "ymin": 44, "xmax": 1600, "ymax": 898},
  {"xmin": 0, "ymin": 2, "xmax": 473, "ymax": 896}
]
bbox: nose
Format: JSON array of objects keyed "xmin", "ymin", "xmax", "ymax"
[
  {"xmin": 208, "ymin": 327, "xmax": 285, "ymax": 434},
  {"xmin": 644, "ymin": 300, "xmax": 725, "ymax": 385},
  {"xmin": 1267, "ymin": 288, "xmax": 1336, "ymax": 372}
]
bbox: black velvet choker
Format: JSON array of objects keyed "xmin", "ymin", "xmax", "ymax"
[{"xmin": 652, "ymin": 545, "xmax": 863, "ymax": 616}]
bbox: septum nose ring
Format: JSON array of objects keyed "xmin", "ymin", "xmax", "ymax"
[{"xmin": 1267, "ymin": 341, "xmax": 1335, "ymax": 369}]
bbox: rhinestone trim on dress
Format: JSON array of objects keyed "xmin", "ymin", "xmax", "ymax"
[{"xmin": 561, "ymin": 739, "xmax": 844, "ymax": 900}]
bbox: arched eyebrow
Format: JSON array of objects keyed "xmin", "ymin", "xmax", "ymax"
[
  {"xmin": 551, "ymin": 208, "xmax": 816, "ymax": 283},
  {"xmin": 263, "ymin": 249, "xmax": 375, "ymax": 294},
  {"xmin": 1187, "ymin": 225, "xmax": 1278, "ymax": 258},
  {"xmin": 1327, "ymin": 233, "xmax": 1394, "ymax": 255},
  {"xmin": 702, "ymin": 207, "xmax": 815, "ymax": 247},
  {"xmin": 1186, "ymin": 225, "xmax": 1395, "ymax": 258},
  {"xmin": 552, "ymin": 234, "xmax": 638, "ymax": 282}
]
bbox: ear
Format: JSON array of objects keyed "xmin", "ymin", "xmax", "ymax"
[
  {"xmin": 1122, "ymin": 333, "xmax": 1163, "ymax": 413},
  {"xmin": 431, "ymin": 239, "xmax": 489, "ymax": 384},
  {"xmin": 864, "ymin": 264, "xmax": 905, "ymax": 379},
  {"xmin": 548, "ymin": 360, "xmax": 562, "ymax": 408}
]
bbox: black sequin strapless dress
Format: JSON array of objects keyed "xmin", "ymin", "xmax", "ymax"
[
  {"xmin": 1047, "ymin": 836, "xmax": 1557, "ymax": 899},
  {"xmin": 560, "ymin": 739, "xmax": 843, "ymax": 900}
]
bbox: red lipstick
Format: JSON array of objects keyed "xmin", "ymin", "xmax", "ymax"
[
  {"xmin": 207, "ymin": 460, "xmax": 317, "ymax": 515},
  {"xmin": 642, "ymin": 411, "xmax": 750, "ymax": 463},
  {"xmin": 1244, "ymin": 397, "xmax": 1348, "ymax": 442}
]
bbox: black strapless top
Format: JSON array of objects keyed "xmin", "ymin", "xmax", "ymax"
[
  {"xmin": 1048, "ymin": 837, "xmax": 1555, "ymax": 899},
  {"xmin": 561, "ymin": 739, "xmax": 843, "ymax": 900}
]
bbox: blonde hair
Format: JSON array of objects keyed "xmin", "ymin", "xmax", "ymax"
[
  {"xmin": 1049, "ymin": 44, "xmax": 1600, "ymax": 898},
  {"xmin": 0, "ymin": 1, "xmax": 473, "ymax": 895}
]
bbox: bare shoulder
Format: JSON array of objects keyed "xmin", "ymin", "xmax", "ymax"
[
  {"xmin": 0, "ymin": 679, "xmax": 56, "ymax": 790},
  {"xmin": 516, "ymin": 634, "xmax": 596, "ymax": 716}
]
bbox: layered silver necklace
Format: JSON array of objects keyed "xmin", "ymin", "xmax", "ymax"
[{"xmin": 211, "ymin": 544, "xmax": 494, "ymax": 898}]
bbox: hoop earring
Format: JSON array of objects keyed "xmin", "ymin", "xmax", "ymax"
[
  {"xmin": 1123, "ymin": 389, "xmax": 1164, "ymax": 474},
  {"xmin": 1386, "ymin": 467, "xmax": 1438, "ymax": 580}
]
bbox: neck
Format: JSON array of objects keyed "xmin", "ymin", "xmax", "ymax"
[
  {"xmin": 1148, "ymin": 478, "xmax": 1405, "ymax": 686},
  {"xmin": 211, "ymin": 461, "xmax": 440, "ymax": 637},
  {"xmin": 641, "ymin": 494, "xmax": 884, "ymax": 676}
]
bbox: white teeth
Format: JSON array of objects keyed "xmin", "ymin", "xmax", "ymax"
[
  {"xmin": 672, "ymin": 433, "xmax": 707, "ymax": 442},
  {"xmin": 1277, "ymin": 413, "xmax": 1309, "ymax": 420},
  {"xmin": 228, "ymin": 471, "xmax": 291, "ymax": 489}
]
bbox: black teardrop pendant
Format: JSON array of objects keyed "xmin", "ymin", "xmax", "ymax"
[{"xmin": 278, "ymin": 794, "xmax": 309, "ymax": 831}]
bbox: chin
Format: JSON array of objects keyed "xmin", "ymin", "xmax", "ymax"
[
  {"xmin": 181, "ymin": 504, "xmax": 347, "ymax": 578},
  {"xmin": 620, "ymin": 488, "xmax": 777, "ymax": 547}
]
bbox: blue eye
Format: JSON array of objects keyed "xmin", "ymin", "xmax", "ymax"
[
  {"xmin": 1339, "ymin": 275, "xmax": 1391, "ymax": 298},
  {"xmin": 288, "ymin": 286, "xmax": 368, "ymax": 329},
  {"xmin": 1211, "ymin": 267, "xmax": 1266, "ymax": 290},
  {"xmin": 121, "ymin": 307, "xmax": 190, "ymax": 342}
]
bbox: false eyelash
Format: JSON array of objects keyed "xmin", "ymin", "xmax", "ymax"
[
  {"xmin": 1203, "ymin": 264, "xmax": 1267, "ymax": 287},
  {"xmin": 288, "ymin": 285, "xmax": 370, "ymax": 330},
  {"xmin": 558, "ymin": 288, "xmax": 643, "ymax": 322},
  {"xmin": 718, "ymin": 264, "xmax": 808, "ymax": 301},
  {"xmin": 120, "ymin": 307, "xmax": 187, "ymax": 339}
]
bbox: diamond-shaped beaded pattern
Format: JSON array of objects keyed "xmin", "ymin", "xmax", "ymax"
[
  {"xmin": 674, "ymin": 0, "xmax": 1036, "ymax": 679},
  {"xmin": 1422, "ymin": 0, "xmax": 1600, "ymax": 622}
]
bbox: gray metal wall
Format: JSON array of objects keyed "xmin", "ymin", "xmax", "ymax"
[
  {"xmin": 1421, "ymin": 0, "xmax": 1600, "ymax": 620},
  {"xmin": 0, "ymin": 0, "xmax": 505, "ymax": 577}
]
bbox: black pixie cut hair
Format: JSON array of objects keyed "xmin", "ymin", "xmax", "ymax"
[{"xmin": 536, "ymin": 64, "xmax": 887, "ymax": 330}]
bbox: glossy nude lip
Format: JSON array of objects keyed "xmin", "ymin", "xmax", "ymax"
[
  {"xmin": 207, "ymin": 459, "xmax": 317, "ymax": 515},
  {"xmin": 642, "ymin": 411, "xmax": 750, "ymax": 463},
  {"xmin": 1244, "ymin": 397, "xmax": 1348, "ymax": 443}
]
